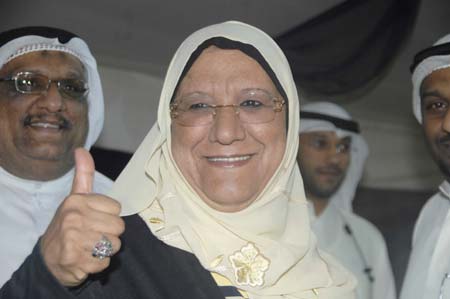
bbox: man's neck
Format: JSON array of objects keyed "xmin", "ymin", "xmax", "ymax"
[{"xmin": 307, "ymin": 193, "xmax": 330, "ymax": 216}]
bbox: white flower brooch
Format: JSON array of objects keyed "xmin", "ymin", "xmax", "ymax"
[{"xmin": 229, "ymin": 243, "xmax": 270, "ymax": 287}]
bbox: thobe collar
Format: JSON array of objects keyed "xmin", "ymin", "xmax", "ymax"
[
  {"xmin": 308, "ymin": 200, "xmax": 344, "ymax": 249},
  {"xmin": 0, "ymin": 166, "xmax": 74, "ymax": 193},
  {"xmin": 439, "ymin": 180, "xmax": 450, "ymax": 200}
]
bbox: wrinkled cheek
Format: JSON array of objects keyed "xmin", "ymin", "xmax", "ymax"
[{"xmin": 171, "ymin": 140, "xmax": 199, "ymax": 187}]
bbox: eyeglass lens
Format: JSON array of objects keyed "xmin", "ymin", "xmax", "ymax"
[
  {"xmin": 171, "ymin": 89, "xmax": 283, "ymax": 126},
  {"xmin": 14, "ymin": 72, "xmax": 88, "ymax": 100}
]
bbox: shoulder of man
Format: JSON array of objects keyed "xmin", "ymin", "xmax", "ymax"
[
  {"xmin": 411, "ymin": 190, "xmax": 447, "ymax": 246},
  {"xmin": 339, "ymin": 210, "xmax": 395, "ymax": 275},
  {"xmin": 340, "ymin": 211, "xmax": 385, "ymax": 242}
]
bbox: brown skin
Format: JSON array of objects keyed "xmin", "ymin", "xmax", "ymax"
[
  {"xmin": 0, "ymin": 51, "xmax": 123, "ymax": 286},
  {"xmin": 171, "ymin": 47, "xmax": 287, "ymax": 212},
  {"xmin": 420, "ymin": 67, "xmax": 450, "ymax": 181},
  {"xmin": 40, "ymin": 148, "xmax": 124, "ymax": 286},
  {"xmin": 297, "ymin": 131, "xmax": 351, "ymax": 215},
  {"xmin": 0, "ymin": 51, "xmax": 88, "ymax": 181}
]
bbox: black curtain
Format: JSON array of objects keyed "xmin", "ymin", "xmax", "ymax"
[
  {"xmin": 91, "ymin": 147, "xmax": 132, "ymax": 180},
  {"xmin": 275, "ymin": 0, "xmax": 421, "ymax": 97}
]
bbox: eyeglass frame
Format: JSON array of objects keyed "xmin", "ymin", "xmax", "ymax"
[
  {"xmin": 170, "ymin": 92, "xmax": 286, "ymax": 126},
  {"xmin": 0, "ymin": 71, "xmax": 89, "ymax": 100}
]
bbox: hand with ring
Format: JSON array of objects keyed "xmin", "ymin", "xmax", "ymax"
[
  {"xmin": 40, "ymin": 148, "xmax": 125, "ymax": 287},
  {"xmin": 92, "ymin": 235, "xmax": 114, "ymax": 260}
]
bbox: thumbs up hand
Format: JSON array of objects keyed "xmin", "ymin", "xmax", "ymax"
[{"xmin": 40, "ymin": 148, "xmax": 125, "ymax": 287}]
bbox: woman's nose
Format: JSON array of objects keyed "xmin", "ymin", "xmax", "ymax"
[{"xmin": 208, "ymin": 106, "xmax": 246, "ymax": 144}]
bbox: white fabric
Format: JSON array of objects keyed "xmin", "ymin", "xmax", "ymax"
[
  {"xmin": 0, "ymin": 166, "xmax": 112, "ymax": 286},
  {"xmin": 299, "ymin": 102, "xmax": 395, "ymax": 299},
  {"xmin": 0, "ymin": 30, "xmax": 112, "ymax": 287},
  {"xmin": 299, "ymin": 102, "xmax": 369, "ymax": 212},
  {"xmin": 402, "ymin": 33, "xmax": 450, "ymax": 298},
  {"xmin": 400, "ymin": 181, "xmax": 450, "ymax": 299},
  {"xmin": 309, "ymin": 203, "xmax": 396, "ymax": 299},
  {"xmin": 412, "ymin": 34, "xmax": 450, "ymax": 123},
  {"xmin": 110, "ymin": 21, "xmax": 356, "ymax": 298}
]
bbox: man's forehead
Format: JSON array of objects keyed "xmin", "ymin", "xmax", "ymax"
[
  {"xmin": 0, "ymin": 50, "xmax": 85, "ymax": 77},
  {"xmin": 421, "ymin": 66, "xmax": 450, "ymax": 87},
  {"xmin": 301, "ymin": 130, "xmax": 352, "ymax": 141}
]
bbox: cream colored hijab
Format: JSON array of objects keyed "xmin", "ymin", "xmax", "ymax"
[{"xmin": 110, "ymin": 21, "xmax": 355, "ymax": 299}]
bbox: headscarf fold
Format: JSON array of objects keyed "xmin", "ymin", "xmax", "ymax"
[
  {"xmin": 299, "ymin": 102, "xmax": 369, "ymax": 212},
  {"xmin": 0, "ymin": 26, "xmax": 104, "ymax": 149},
  {"xmin": 110, "ymin": 21, "xmax": 355, "ymax": 298}
]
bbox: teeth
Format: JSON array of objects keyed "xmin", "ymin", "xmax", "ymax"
[
  {"xmin": 208, "ymin": 155, "xmax": 251, "ymax": 162},
  {"xmin": 30, "ymin": 122, "xmax": 60, "ymax": 129}
]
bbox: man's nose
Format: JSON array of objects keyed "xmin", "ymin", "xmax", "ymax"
[
  {"xmin": 208, "ymin": 106, "xmax": 246, "ymax": 145},
  {"xmin": 35, "ymin": 82, "xmax": 65, "ymax": 112},
  {"xmin": 327, "ymin": 146, "xmax": 344, "ymax": 163}
]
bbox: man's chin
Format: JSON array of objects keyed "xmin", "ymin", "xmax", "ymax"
[
  {"xmin": 20, "ymin": 146, "xmax": 71, "ymax": 162},
  {"xmin": 437, "ymin": 160, "xmax": 450, "ymax": 179},
  {"xmin": 312, "ymin": 185, "xmax": 340, "ymax": 199}
]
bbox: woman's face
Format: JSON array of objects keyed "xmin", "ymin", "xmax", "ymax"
[{"xmin": 171, "ymin": 47, "xmax": 287, "ymax": 212}]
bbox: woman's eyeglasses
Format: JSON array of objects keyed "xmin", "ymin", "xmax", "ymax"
[
  {"xmin": 0, "ymin": 71, "xmax": 89, "ymax": 101},
  {"xmin": 170, "ymin": 88, "xmax": 285, "ymax": 127}
]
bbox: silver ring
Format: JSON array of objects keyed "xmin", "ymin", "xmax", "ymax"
[{"xmin": 92, "ymin": 235, "xmax": 113, "ymax": 260}]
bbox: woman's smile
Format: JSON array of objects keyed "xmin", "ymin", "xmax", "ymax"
[{"xmin": 205, "ymin": 154, "xmax": 252, "ymax": 167}]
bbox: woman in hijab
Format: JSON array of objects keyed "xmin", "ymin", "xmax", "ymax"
[{"xmin": 1, "ymin": 21, "xmax": 356, "ymax": 299}]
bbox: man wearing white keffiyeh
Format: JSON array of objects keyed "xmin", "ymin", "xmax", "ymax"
[
  {"xmin": 400, "ymin": 33, "xmax": 450, "ymax": 299},
  {"xmin": 0, "ymin": 26, "xmax": 112, "ymax": 289},
  {"xmin": 297, "ymin": 102, "xmax": 395, "ymax": 299}
]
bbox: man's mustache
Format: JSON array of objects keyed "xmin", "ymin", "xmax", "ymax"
[
  {"xmin": 438, "ymin": 134, "xmax": 450, "ymax": 145},
  {"xmin": 23, "ymin": 114, "xmax": 72, "ymax": 130},
  {"xmin": 317, "ymin": 164, "xmax": 343, "ymax": 175}
]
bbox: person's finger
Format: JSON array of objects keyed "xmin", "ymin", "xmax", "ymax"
[
  {"xmin": 83, "ymin": 210, "xmax": 125, "ymax": 236},
  {"xmin": 85, "ymin": 195, "xmax": 122, "ymax": 215},
  {"xmin": 80, "ymin": 232, "xmax": 122, "ymax": 258},
  {"xmin": 71, "ymin": 148, "xmax": 95, "ymax": 194}
]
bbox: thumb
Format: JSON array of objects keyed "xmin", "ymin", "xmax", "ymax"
[{"xmin": 71, "ymin": 148, "xmax": 95, "ymax": 194}]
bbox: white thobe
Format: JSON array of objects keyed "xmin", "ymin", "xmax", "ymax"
[
  {"xmin": 400, "ymin": 181, "xmax": 450, "ymax": 299},
  {"xmin": 310, "ymin": 202, "xmax": 396, "ymax": 299},
  {"xmin": 0, "ymin": 166, "xmax": 113, "ymax": 287}
]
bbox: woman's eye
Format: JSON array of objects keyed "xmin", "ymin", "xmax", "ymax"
[
  {"xmin": 240, "ymin": 99, "xmax": 263, "ymax": 108},
  {"xmin": 188, "ymin": 102, "xmax": 210, "ymax": 110}
]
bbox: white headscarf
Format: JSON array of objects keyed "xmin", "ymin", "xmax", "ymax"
[
  {"xmin": 0, "ymin": 27, "xmax": 104, "ymax": 149},
  {"xmin": 299, "ymin": 102, "xmax": 369, "ymax": 212},
  {"xmin": 110, "ymin": 21, "xmax": 355, "ymax": 298},
  {"xmin": 412, "ymin": 34, "xmax": 450, "ymax": 123}
]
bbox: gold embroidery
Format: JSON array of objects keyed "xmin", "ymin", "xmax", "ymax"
[
  {"xmin": 210, "ymin": 255, "xmax": 224, "ymax": 268},
  {"xmin": 229, "ymin": 243, "xmax": 270, "ymax": 287},
  {"xmin": 149, "ymin": 217, "xmax": 163, "ymax": 224}
]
